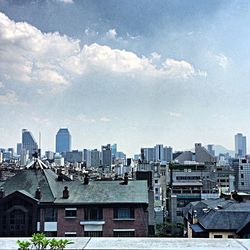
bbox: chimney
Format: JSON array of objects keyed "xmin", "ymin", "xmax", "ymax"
[
  {"xmin": 83, "ymin": 173, "xmax": 89, "ymax": 185},
  {"xmin": 57, "ymin": 172, "xmax": 63, "ymax": 181},
  {"xmin": 0, "ymin": 187, "xmax": 4, "ymax": 199},
  {"xmin": 35, "ymin": 187, "xmax": 41, "ymax": 200},
  {"xmin": 120, "ymin": 172, "xmax": 128, "ymax": 185},
  {"xmin": 63, "ymin": 186, "xmax": 69, "ymax": 199}
]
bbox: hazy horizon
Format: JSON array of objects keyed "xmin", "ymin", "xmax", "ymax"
[{"xmin": 0, "ymin": 0, "xmax": 249, "ymax": 156}]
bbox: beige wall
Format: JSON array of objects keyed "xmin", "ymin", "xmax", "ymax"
[{"xmin": 209, "ymin": 231, "xmax": 237, "ymax": 238}]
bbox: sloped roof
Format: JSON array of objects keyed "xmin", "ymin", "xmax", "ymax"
[
  {"xmin": 184, "ymin": 198, "xmax": 250, "ymax": 231},
  {"xmin": 0, "ymin": 168, "xmax": 148, "ymax": 205},
  {"xmin": 54, "ymin": 179, "xmax": 148, "ymax": 204}
]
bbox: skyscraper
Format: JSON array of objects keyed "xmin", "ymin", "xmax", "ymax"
[
  {"xmin": 22, "ymin": 129, "xmax": 38, "ymax": 158},
  {"xmin": 56, "ymin": 128, "xmax": 71, "ymax": 153},
  {"xmin": 235, "ymin": 133, "xmax": 247, "ymax": 158},
  {"xmin": 154, "ymin": 144, "xmax": 164, "ymax": 162},
  {"xmin": 101, "ymin": 144, "xmax": 112, "ymax": 167}
]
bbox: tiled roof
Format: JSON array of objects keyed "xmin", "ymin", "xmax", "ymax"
[{"xmin": 0, "ymin": 168, "xmax": 148, "ymax": 205}]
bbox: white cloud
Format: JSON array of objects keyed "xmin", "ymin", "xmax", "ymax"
[
  {"xmin": 162, "ymin": 59, "xmax": 195, "ymax": 79},
  {"xmin": 106, "ymin": 29, "xmax": 117, "ymax": 40},
  {"xmin": 100, "ymin": 117, "xmax": 111, "ymax": 122},
  {"xmin": 76, "ymin": 114, "xmax": 95, "ymax": 123},
  {"xmin": 150, "ymin": 52, "xmax": 161, "ymax": 62},
  {"xmin": 56, "ymin": 0, "xmax": 74, "ymax": 3},
  {"xmin": 0, "ymin": 90, "xmax": 20, "ymax": 105},
  {"xmin": 0, "ymin": 81, "xmax": 3, "ymax": 88},
  {"xmin": 167, "ymin": 111, "xmax": 182, "ymax": 118},
  {"xmin": 215, "ymin": 53, "xmax": 229, "ymax": 69},
  {"xmin": 0, "ymin": 12, "xmax": 206, "ymax": 94},
  {"xmin": 208, "ymin": 52, "xmax": 230, "ymax": 69}
]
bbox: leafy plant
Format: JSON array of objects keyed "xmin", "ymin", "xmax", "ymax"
[
  {"xmin": 49, "ymin": 238, "xmax": 73, "ymax": 250},
  {"xmin": 17, "ymin": 240, "xmax": 31, "ymax": 250},
  {"xmin": 16, "ymin": 233, "xmax": 73, "ymax": 250}
]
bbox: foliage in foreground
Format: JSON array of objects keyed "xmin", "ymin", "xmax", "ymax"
[{"xmin": 17, "ymin": 233, "xmax": 73, "ymax": 250}]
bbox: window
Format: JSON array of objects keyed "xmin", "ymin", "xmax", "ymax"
[
  {"xmin": 65, "ymin": 208, "xmax": 77, "ymax": 218},
  {"xmin": 241, "ymin": 182, "xmax": 244, "ymax": 186},
  {"xmin": 113, "ymin": 230, "xmax": 135, "ymax": 237},
  {"xmin": 155, "ymin": 180, "xmax": 158, "ymax": 184},
  {"xmin": 114, "ymin": 208, "xmax": 134, "ymax": 219},
  {"xmin": 176, "ymin": 211, "xmax": 182, "ymax": 216},
  {"xmin": 84, "ymin": 207, "xmax": 103, "ymax": 221},
  {"xmin": 240, "ymin": 166, "xmax": 243, "ymax": 170},
  {"xmin": 241, "ymin": 174, "xmax": 244, "ymax": 178},
  {"xmin": 155, "ymin": 188, "xmax": 159, "ymax": 193},
  {"xmin": 44, "ymin": 208, "xmax": 57, "ymax": 222},
  {"xmin": 84, "ymin": 231, "xmax": 103, "ymax": 237},
  {"xmin": 214, "ymin": 235, "xmax": 222, "ymax": 238},
  {"xmin": 228, "ymin": 235, "xmax": 234, "ymax": 238},
  {"xmin": 65, "ymin": 232, "xmax": 77, "ymax": 237}
]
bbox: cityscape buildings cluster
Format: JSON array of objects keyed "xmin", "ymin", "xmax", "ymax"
[{"xmin": 0, "ymin": 129, "xmax": 250, "ymax": 238}]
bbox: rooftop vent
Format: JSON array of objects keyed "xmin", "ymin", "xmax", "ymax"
[
  {"xmin": 35, "ymin": 187, "xmax": 41, "ymax": 200},
  {"xmin": 120, "ymin": 172, "xmax": 128, "ymax": 185},
  {"xmin": 63, "ymin": 186, "xmax": 69, "ymax": 199},
  {"xmin": 0, "ymin": 187, "xmax": 4, "ymax": 199},
  {"xmin": 57, "ymin": 172, "xmax": 63, "ymax": 181},
  {"xmin": 83, "ymin": 173, "xmax": 89, "ymax": 185}
]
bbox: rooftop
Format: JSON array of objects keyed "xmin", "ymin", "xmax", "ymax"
[
  {"xmin": 0, "ymin": 168, "xmax": 149, "ymax": 204},
  {"xmin": 1, "ymin": 237, "xmax": 250, "ymax": 250}
]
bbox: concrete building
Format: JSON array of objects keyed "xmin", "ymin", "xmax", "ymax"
[
  {"xmin": 195, "ymin": 143, "xmax": 215, "ymax": 164},
  {"xmin": 235, "ymin": 133, "xmax": 247, "ymax": 158},
  {"xmin": 234, "ymin": 158, "xmax": 250, "ymax": 192},
  {"xmin": 65, "ymin": 150, "xmax": 83, "ymax": 163},
  {"xmin": 45, "ymin": 151, "xmax": 54, "ymax": 161},
  {"xmin": 174, "ymin": 151, "xmax": 194, "ymax": 164},
  {"xmin": 55, "ymin": 128, "xmax": 71, "ymax": 154},
  {"xmin": 22, "ymin": 129, "xmax": 38, "ymax": 158}
]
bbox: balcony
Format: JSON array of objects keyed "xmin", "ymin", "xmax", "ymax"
[{"xmin": 1, "ymin": 237, "xmax": 250, "ymax": 249}]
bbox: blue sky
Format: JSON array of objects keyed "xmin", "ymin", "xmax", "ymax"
[{"xmin": 0, "ymin": 0, "xmax": 249, "ymax": 156}]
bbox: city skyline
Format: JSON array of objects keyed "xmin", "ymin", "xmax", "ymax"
[{"xmin": 1, "ymin": 1, "xmax": 250, "ymax": 156}]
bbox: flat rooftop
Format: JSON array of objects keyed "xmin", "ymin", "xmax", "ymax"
[{"xmin": 1, "ymin": 237, "xmax": 250, "ymax": 250}]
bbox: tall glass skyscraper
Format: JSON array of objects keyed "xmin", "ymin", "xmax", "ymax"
[
  {"xmin": 56, "ymin": 128, "xmax": 71, "ymax": 153},
  {"xmin": 22, "ymin": 129, "xmax": 38, "ymax": 158},
  {"xmin": 235, "ymin": 133, "xmax": 247, "ymax": 158}
]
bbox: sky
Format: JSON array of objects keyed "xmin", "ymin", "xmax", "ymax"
[{"xmin": 0, "ymin": 0, "xmax": 250, "ymax": 156}]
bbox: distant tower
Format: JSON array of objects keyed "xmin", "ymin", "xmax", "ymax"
[
  {"xmin": 22, "ymin": 129, "xmax": 38, "ymax": 159},
  {"xmin": 101, "ymin": 144, "xmax": 112, "ymax": 167},
  {"xmin": 154, "ymin": 144, "xmax": 164, "ymax": 162},
  {"xmin": 235, "ymin": 133, "xmax": 247, "ymax": 158},
  {"xmin": 56, "ymin": 128, "xmax": 72, "ymax": 153}
]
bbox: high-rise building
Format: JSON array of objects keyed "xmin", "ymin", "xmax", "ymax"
[
  {"xmin": 22, "ymin": 129, "xmax": 38, "ymax": 158},
  {"xmin": 235, "ymin": 133, "xmax": 247, "ymax": 158},
  {"xmin": 163, "ymin": 146, "xmax": 173, "ymax": 162},
  {"xmin": 17, "ymin": 143, "xmax": 22, "ymax": 156},
  {"xmin": 101, "ymin": 144, "xmax": 112, "ymax": 167},
  {"xmin": 142, "ymin": 148, "xmax": 155, "ymax": 163},
  {"xmin": 154, "ymin": 144, "xmax": 163, "ymax": 162},
  {"xmin": 91, "ymin": 149, "xmax": 100, "ymax": 168},
  {"xmin": 207, "ymin": 144, "xmax": 215, "ymax": 156},
  {"xmin": 56, "ymin": 128, "xmax": 71, "ymax": 153}
]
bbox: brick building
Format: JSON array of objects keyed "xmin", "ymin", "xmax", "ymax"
[{"xmin": 0, "ymin": 161, "xmax": 149, "ymax": 237}]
